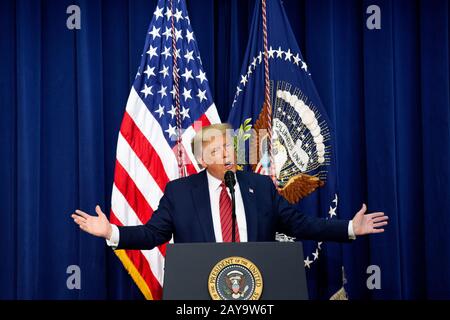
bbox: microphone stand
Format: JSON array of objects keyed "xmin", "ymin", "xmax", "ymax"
[
  {"xmin": 230, "ymin": 188, "xmax": 236, "ymax": 243},
  {"xmin": 224, "ymin": 170, "xmax": 237, "ymax": 243}
]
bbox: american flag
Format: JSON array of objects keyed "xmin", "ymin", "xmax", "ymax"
[{"xmin": 109, "ymin": 0, "xmax": 220, "ymax": 300}]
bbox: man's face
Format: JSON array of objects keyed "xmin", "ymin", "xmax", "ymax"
[{"xmin": 200, "ymin": 132, "xmax": 236, "ymax": 181}]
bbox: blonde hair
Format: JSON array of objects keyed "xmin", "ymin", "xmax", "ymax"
[{"xmin": 191, "ymin": 123, "xmax": 233, "ymax": 162}]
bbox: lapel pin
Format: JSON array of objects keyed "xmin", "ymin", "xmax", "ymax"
[{"xmin": 249, "ymin": 188, "xmax": 254, "ymax": 194}]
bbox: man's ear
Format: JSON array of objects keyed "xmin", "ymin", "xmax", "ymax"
[{"xmin": 200, "ymin": 158, "xmax": 207, "ymax": 169}]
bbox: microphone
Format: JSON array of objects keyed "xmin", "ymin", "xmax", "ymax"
[
  {"xmin": 224, "ymin": 170, "xmax": 237, "ymax": 242},
  {"xmin": 224, "ymin": 170, "xmax": 236, "ymax": 193}
]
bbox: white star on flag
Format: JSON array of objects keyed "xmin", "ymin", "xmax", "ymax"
[
  {"xmin": 149, "ymin": 26, "xmax": 161, "ymax": 40},
  {"xmin": 268, "ymin": 46, "xmax": 276, "ymax": 58},
  {"xmin": 312, "ymin": 249, "xmax": 319, "ymax": 260},
  {"xmin": 293, "ymin": 53, "xmax": 301, "ymax": 66},
  {"xmin": 167, "ymin": 105, "xmax": 177, "ymax": 119},
  {"xmin": 186, "ymin": 30, "xmax": 194, "ymax": 43},
  {"xmin": 184, "ymin": 50, "xmax": 194, "ymax": 63},
  {"xmin": 329, "ymin": 206, "xmax": 337, "ymax": 218},
  {"xmin": 154, "ymin": 6, "xmax": 163, "ymax": 20},
  {"xmin": 165, "ymin": 123, "xmax": 177, "ymax": 138},
  {"xmin": 196, "ymin": 70, "xmax": 207, "ymax": 84},
  {"xmin": 162, "ymin": 27, "xmax": 172, "ymax": 40},
  {"xmin": 146, "ymin": 45, "xmax": 158, "ymax": 59},
  {"xmin": 240, "ymin": 75, "xmax": 248, "ymax": 86},
  {"xmin": 155, "ymin": 104, "xmax": 165, "ymax": 118},
  {"xmin": 181, "ymin": 107, "xmax": 190, "ymax": 119},
  {"xmin": 284, "ymin": 49, "xmax": 292, "ymax": 61},
  {"xmin": 144, "ymin": 65, "xmax": 155, "ymax": 78},
  {"xmin": 164, "ymin": 7, "xmax": 172, "ymax": 20},
  {"xmin": 197, "ymin": 89, "xmax": 207, "ymax": 103},
  {"xmin": 161, "ymin": 46, "xmax": 171, "ymax": 59},
  {"xmin": 174, "ymin": 28, "xmax": 183, "ymax": 41},
  {"xmin": 304, "ymin": 257, "xmax": 313, "ymax": 269},
  {"xmin": 276, "ymin": 46, "xmax": 283, "ymax": 58},
  {"xmin": 159, "ymin": 65, "xmax": 169, "ymax": 78},
  {"xmin": 181, "ymin": 68, "xmax": 193, "ymax": 82},
  {"xmin": 170, "ymin": 86, "xmax": 176, "ymax": 98},
  {"xmin": 158, "ymin": 85, "xmax": 167, "ymax": 98},
  {"xmin": 182, "ymin": 87, "xmax": 192, "ymax": 101},
  {"xmin": 174, "ymin": 8, "xmax": 183, "ymax": 22},
  {"xmin": 140, "ymin": 84, "xmax": 152, "ymax": 98},
  {"xmin": 333, "ymin": 194, "xmax": 338, "ymax": 205},
  {"xmin": 301, "ymin": 61, "xmax": 308, "ymax": 71},
  {"xmin": 257, "ymin": 51, "xmax": 263, "ymax": 63}
]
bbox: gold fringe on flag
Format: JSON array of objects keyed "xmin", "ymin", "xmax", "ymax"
[
  {"xmin": 329, "ymin": 266, "xmax": 349, "ymax": 300},
  {"xmin": 329, "ymin": 286, "xmax": 349, "ymax": 300},
  {"xmin": 114, "ymin": 250, "xmax": 154, "ymax": 300}
]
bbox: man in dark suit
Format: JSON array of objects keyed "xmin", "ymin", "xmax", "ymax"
[{"xmin": 72, "ymin": 124, "xmax": 388, "ymax": 249}]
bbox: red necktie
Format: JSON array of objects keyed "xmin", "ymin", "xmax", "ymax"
[{"xmin": 219, "ymin": 182, "xmax": 240, "ymax": 242}]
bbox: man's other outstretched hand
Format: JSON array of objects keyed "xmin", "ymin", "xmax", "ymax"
[
  {"xmin": 352, "ymin": 203, "xmax": 389, "ymax": 236},
  {"xmin": 72, "ymin": 205, "xmax": 112, "ymax": 240}
]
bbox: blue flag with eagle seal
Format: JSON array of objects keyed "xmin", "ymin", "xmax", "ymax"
[{"xmin": 228, "ymin": 0, "xmax": 347, "ymax": 300}]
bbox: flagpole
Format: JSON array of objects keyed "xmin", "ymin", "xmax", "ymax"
[
  {"xmin": 261, "ymin": 0, "xmax": 277, "ymax": 187},
  {"xmin": 171, "ymin": 0, "xmax": 186, "ymax": 178}
]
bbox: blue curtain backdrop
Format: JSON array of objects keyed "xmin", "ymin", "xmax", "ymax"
[{"xmin": 0, "ymin": 0, "xmax": 449, "ymax": 299}]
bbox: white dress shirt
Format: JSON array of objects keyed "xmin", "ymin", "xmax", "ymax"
[
  {"xmin": 106, "ymin": 171, "xmax": 355, "ymax": 247},
  {"xmin": 206, "ymin": 171, "xmax": 248, "ymax": 242}
]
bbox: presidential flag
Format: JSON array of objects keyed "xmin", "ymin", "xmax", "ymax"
[
  {"xmin": 109, "ymin": 0, "xmax": 220, "ymax": 300},
  {"xmin": 228, "ymin": 0, "xmax": 346, "ymax": 299}
]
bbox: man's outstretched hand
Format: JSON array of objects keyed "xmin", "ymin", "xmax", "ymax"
[
  {"xmin": 352, "ymin": 204, "xmax": 389, "ymax": 236},
  {"xmin": 71, "ymin": 205, "xmax": 112, "ymax": 240}
]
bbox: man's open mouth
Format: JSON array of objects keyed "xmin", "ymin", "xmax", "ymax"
[{"xmin": 224, "ymin": 161, "xmax": 234, "ymax": 170}]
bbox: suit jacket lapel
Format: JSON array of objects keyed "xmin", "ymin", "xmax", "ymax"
[
  {"xmin": 191, "ymin": 170, "xmax": 216, "ymax": 242},
  {"xmin": 236, "ymin": 171, "xmax": 258, "ymax": 241}
]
